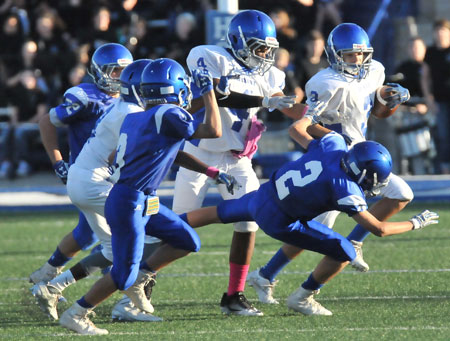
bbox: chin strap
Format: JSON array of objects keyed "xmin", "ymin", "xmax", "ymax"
[{"xmin": 131, "ymin": 84, "xmax": 144, "ymax": 108}]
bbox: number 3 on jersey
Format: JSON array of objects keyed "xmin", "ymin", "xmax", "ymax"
[
  {"xmin": 109, "ymin": 133, "xmax": 128, "ymax": 183},
  {"xmin": 275, "ymin": 161, "xmax": 323, "ymax": 200}
]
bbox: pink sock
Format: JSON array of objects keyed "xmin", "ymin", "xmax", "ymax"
[{"xmin": 227, "ymin": 262, "xmax": 250, "ymax": 296}]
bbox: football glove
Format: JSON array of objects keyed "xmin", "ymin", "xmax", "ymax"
[
  {"xmin": 384, "ymin": 83, "xmax": 410, "ymax": 109},
  {"xmin": 410, "ymin": 210, "xmax": 439, "ymax": 230},
  {"xmin": 215, "ymin": 74, "xmax": 239, "ymax": 97},
  {"xmin": 191, "ymin": 69, "xmax": 213, "ymax": 95},
  {"xmin": 53, "ymin": 160, "xmax": 69, "ymax": 184},
  {"xmin": 262, "ymin": 95, "xmax": 296, "ymax": 110},
  {"xmin": 216, "ymin": 172, "xmax": 241, "ymax": 195},
  {"xmin": 304, "ymin": 100, "xmax": 327, "ymax": 125}
]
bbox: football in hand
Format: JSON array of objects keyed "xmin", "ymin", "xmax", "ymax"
[{"xmin": 371, "ymin": 85, "xmax": 399, "ymax": 119}]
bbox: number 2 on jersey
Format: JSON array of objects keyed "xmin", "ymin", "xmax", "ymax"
[{"xmin": 275, "ymin": 161, "xmax": 323, "ymax": 200}]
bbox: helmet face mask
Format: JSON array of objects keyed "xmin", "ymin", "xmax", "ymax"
[
  {"xmin": 140, "ymin": 58, "xmax": 192, "ymax": 109},
  {"xmin": 227, "ymin": 10, "xmax": 279, "ymax": 75},
  {"xmin": 342, "ymin": 141, "xmax": 392, "ymax": 192},
  {"xmin": 325, "ymin": 23, "xmax": 373, "ymax": 80},
  {"xmin": 88, "ymin": 43, "xmax": 133, "ymax": 94}
]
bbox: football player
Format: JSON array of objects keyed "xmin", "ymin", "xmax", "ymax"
[
  {"xmin": 183, "ymin": 128, "xmax": 438, "ymax": 316},
  {"xmin": 246, "ymin": 23, "xmax": 413, "ymax": 315},
  {"xmin": 31, "ymin": 43, "xmax": 133, "ymax": 285},
  {"xmin": 32, "ymin": 59, "xmax": 238, "ymax": 324},
  {"xmin": 57, "ymin": 58, "xmax": 223, "ymax": 335},
  {"xmin": 172, "ymin": 9, "xmax": 307, "ymax": 316}
]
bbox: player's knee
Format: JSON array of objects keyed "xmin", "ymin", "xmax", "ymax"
[
  {"xmin": 183, "ymin": 233, "xmax": 201, "ymax": 252},
  {"xmin": 111, "ymin": 265, "xmax": 139, "ymax": 290},
  {"xmin": 234, "ymin": 221, "xmax": 258, "ymax": 233},
  {"xmin": 72, "ymin": 228, "xmax": 98, "ymax": 251}
]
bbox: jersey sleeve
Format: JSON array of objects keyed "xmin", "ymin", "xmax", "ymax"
[
  {"xmin": 334, "ymin": 181, "xmax": 368, "ymax": 216},
  {"xmin": 186, "ymin": 45, "xmax": 224, "ymax": 79},
  {"xmin": 50, "ymin": 86, "xmax": 89, "ymax": 126},
  {"xmin": 266, "ymin": 67, "xmax": 286, "ymax": 95},
  {"xmin": 304, "ymin": 74, "xmax": 335, "ymax": 120},
  {"xmin": 159, "ymin": 106, "xmax": 197, "ymax": 140}
]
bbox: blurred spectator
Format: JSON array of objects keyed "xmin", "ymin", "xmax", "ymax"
[
  {"xmin": 32, "ymin": 12, "xmax": 74, "ymax": 105},
  {"xmin": 88, "ymin": 6, "xmax": 118, "ymax": 49},
  {"xmin": 314, "ymin": 0, "xmax": 342, "ymax": 36},
  {"xmin": 0, "ymin": 57, "xmax": 15, "ymax": 179},
  {"xmin": 296, "ymin": 29, "xmax": 328, "ymax": 91},
  {"xmin": 270, "ymin": 8, "xmax": 298, "ymax": 52},
  {"xmin": 424, "ymin": 19, "xmax": 450, "ymax": 174},
  {"xmin": 165, "ymin": 12, "xmax": 203, "ymax": 68},
  {"xmin": 4, "ymin": 70, "xmax": 49, "ymax": 177},
  {"xmin": 388, "ymin": 37, "xmax": 436, "ymax": 175},
  {"xmin": 395, "ymin": 37, "xmax": 433, "ymax": 112},
  {"xmin": 0, "ymin": 14, "xmax": 25, "ymax": 69}
]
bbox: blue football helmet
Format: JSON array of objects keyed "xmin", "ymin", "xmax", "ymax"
[
  {"xmin": 325, "ymin": 23, "xmax": 373, "ymax": 80},
  {"xmin": 140, "ymin": 58, "xmax": 192, "ymax": 109},
  {"xmin": 88, "ymin": 43, "xmax": 133, "ymax": 93},
  {"xmin": 120, "ymin": 59, "xmax": 152, "ymax": 108},
  {"xmin": 342, "ymin": 140, "xmax": 392, "ymax": 191},
  {"xmin": 227, "ymin": 10, "xmax": 279, "ymax": 75}
]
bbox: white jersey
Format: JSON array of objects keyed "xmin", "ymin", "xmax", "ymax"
[
  {"xmin": 186, "ymin": 45, "xmax": 286, "ymax": 152},
  {"xmin": 75, "ymin": 98, "xmax": 143, "ymax": 174},
  {"xmin": 305, "ymin": 59, "xmax": 385, "ymax": 144}
]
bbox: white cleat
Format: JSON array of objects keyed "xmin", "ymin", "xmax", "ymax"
[
  {"xmin": 122, "ymin": 270, "xmax": 155, "ymax": 313},
  {"xmin": 60, "ymin": 303, "xmax": 108, "ymax": 335},
  {"xmin": 29, "ymin": 262, "xmax": 63, "ymax": 284},
  {"xmin": 246, "ymin": 269, "xmax": 279, "ymax": 304},
  {"xmin": 350, "ymin": 240, "xmax": 369, "ymax": 272},
  {"xmin": 112, "ymin": 297, "xmax": 163, "ymax": 322},
  {"xmin": 31, "ymin": 282, "xmax": 61, "ymax": 320},
  {"xmin": 287, "ymin": 287, "xmax": 332, "ymax": 316}
]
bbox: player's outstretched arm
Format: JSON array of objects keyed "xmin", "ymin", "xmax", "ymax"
[
  {"xmin": 289, "ymin": 116, "xmax": 315, "ymax": 150},
  {"xmin": 191, "ymin": 69, "xmax": 222, "ymax": 139},
  {"xmin": 352, "ymin": 210, "xmax": 439, "ymax": 237},
  {"xmin": 174, "ymin": 151, "xmax": 241, "ymax": 195},
  {"xmin": 39, "ymin": 113, "xmax": 62, "ymax": 165},
  {"xmin": 39, "ymin": 113, "xmax": 69, "ymax": 184},
  {"xmin": 289, "ymin": 100, "xmax": 328, "ymax": 149}
]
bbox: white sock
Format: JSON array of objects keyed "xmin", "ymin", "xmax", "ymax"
[{"xmin": 49, "ymin": 270, "xmax": 76, "ymax": 292}]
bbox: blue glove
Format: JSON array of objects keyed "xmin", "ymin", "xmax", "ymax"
[
  {"xmin": 215, "ymin": 75, "xmax": 239, "ymax": 97},
  {"xmin": 53, "ymin": 160, "xmax": 69, "ymax": 184},
  {"xmin": 216, "ymin": 172, "xmax": 241, "ymax": 195},
  {"xmin": 191, "ymin": 69, "xmax": 213, "ymax": 95},
  {"xmin": 384, "ymin": 83, "xmax": 410, "ymax": 109}
]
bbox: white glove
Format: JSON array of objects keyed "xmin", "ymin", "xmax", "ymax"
[
  {"xmin": 410, "ymin": 210, "xmax": 439, "ymax": 230},
  {"xmin": 304, "ymin": 100, "xmax": 327, "ymax": 124},
  {"xmin": 262, "ymin": 95, "xmax": 296, "ymax": 110}
]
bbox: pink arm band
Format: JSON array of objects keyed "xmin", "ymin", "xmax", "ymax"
[{"xmin": 205, "ymin": 167, "xmax": 220, "ymax": 178}]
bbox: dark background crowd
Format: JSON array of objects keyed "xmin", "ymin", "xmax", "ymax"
[{"xmin": 0, "ymin": 0, "xmax": 449, "ymax": 179}]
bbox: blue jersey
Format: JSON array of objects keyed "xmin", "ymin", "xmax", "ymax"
[
  {"xmin": 111, "ymin": 104, "xmax": 198, "ymax": 194},
  {"xmin": 266, "ymin": 132, "xmax": 367, "ymax": 222},
  {"xmin": 49, "ymin": 83, "xmax": 116, "ymax": 164}
]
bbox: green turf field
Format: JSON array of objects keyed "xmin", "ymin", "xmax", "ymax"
[{"xmin": 1, "ymin": 203, "xmax": 449, "ymax": 340}]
